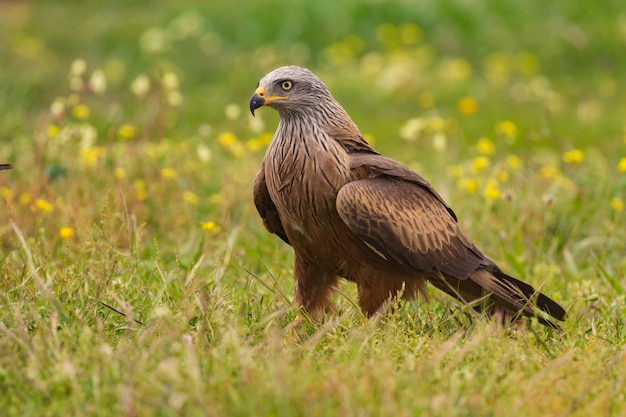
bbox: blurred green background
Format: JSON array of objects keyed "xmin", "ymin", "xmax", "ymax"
[
  {"xmin": 2, "ymin": 0, "xmax": 625, "ymax": 143},
  {"xmin": 2, "ymin": 1, "xmax": 626, "ymax": 416}
]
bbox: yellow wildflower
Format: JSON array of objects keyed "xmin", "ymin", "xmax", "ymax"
[
  {"xmin": 183, "ymin": 191, "xmax": 199, "ymax": 205},
  {"xmin": 133, "ymin": 179, "xmax": 148, "ymax": 201},
  {"xmin": 218, "ymin": 132, "xmax": 246, "ymax": 157},
  {"xmin": 483, "ymin": 179, "xmax": 501, "ymax": 200},
  {"xmin": 200, "ymin": 221, "xmax": 221, "ymax": 233},
  {"xmin": 258, "ymin": 133, "xmax": 273, "ymax": 146},
  {"xmin": 618, "ymin": 157, "xmax": 626, "ymax": 173},
  {"xmin": 228, "ymin": 142, "xmax": 245, "ymax": 157},
  {"xmin": 72, "ymin": 104, "xmax": 90, "ymax": 120},
  {"xmin": 114, "ymin": 167, "xmax": 126, "ymax": 180},
  {"xmin": 80, "ymin": 147, "xmax": 104, "ymax": 167},
  {"xmin": 495, "ymin": 120, "xmax": 518, "ymax": 140},
  {"xmin": 497, "ymin": 169, "xmax": 510, "ymax": 183},
  {"xmin": 246, "ymin": 138, "xmax": 264, "ymax": 153},
  {"xmin": 610, "ymin": 197, "xmax": 624, "ymax": 212},
  {"xmin": 19, "ymin": 193, "xmax": 32, "ymax": 205},
  {"xmin": 562, "ymin": 149, "xmax": 584, "ymax": 164},
  {"xmin": 59, "ymin": 227, "xmax": 74, "ymax": 239},
  {"xmin": 458, "ymin": 97, "xmax": 478, "ymax": 115},
  {"xmin": 470, "ymin": 156, "xmax": 490, "ymax": 174},
  {"xmin": 506, "ymin": 155, "xmax": 522, "ymax": 170},
  {"xmin": 540, "ymin": 165, "xmax": 561, "ymax": 179},
  {"xmin": 218, "ymin": 131, "xmax": 237, "ymax": 147},
  {"xmin": 47, "ymin": 124, "xmax": 60, "ymax": 139},
  {"xmin": 428, "ymin": 116, "xmax": 447, "ymax": 132},
  {"xmin": 117, "ymin": 124, "xmax": 137, "ymax": 140},
  {"xmin": 160, "ymin": 168, "xmax": 178, "ymax": 179},
  {"xmin": 476, "ymin": 137, "xmax": 495, "ymax": 155},
  {"xmin": 447, "ymin": 165, "xmax": 464, "ymax": 178},
  {"xmin": 458, "ymin": 178, "xmax": 479, "ymax": 193},
  {"xmin": 1, "ymin": 186, "xmax": 12, "ymax": 200},
  {"xmin": 35, "ymin": 198, "xmax": 53, "ymax": 212}
]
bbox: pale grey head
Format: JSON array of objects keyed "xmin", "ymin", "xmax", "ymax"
[{"xmin": 249, "ymin": 66, "xmax": 334, "ymax": 117}]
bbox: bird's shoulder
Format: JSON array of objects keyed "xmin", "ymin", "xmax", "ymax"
[{"xmin": 346, "ymin": 152, "xmax": 458, "ymax": 222}]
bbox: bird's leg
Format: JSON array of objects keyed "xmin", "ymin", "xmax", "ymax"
[
  {"xmin": 293, "ymin": 255, "xmax": 338, "ymax": 323},
  {"xmin": 357, "ymin": 281, "xmax": 395, "ymax": 317},
  {"xmin": 357, "ymin": 276, "xmax": 424, "ymax": 317}
]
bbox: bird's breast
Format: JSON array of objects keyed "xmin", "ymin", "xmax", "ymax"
[{"xmin": 264, "ymin": 130, "xmax": 351, "ymax": 242}]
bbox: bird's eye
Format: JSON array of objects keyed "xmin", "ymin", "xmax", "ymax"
[{"xmin": 281, "ymin": 80, "xmax": 293, "ymax": 91}]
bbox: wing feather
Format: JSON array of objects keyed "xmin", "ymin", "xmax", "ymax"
[
  {"xmin": 336, "ymin": 175, "xmax": 483, "ymax": 279},
  {"xmin": 253, "ymin": 162, "xmax": 290, "ymax": 244}
]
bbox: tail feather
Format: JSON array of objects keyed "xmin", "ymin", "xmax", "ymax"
[
  {"xmin": 429, "ymin": 267, "xmax": 566, "ymax": 328},
  {"xmin": 489, "ymin": 268, "xmax": 566, "ymax": 321},
  {"xmin": 0, "ymin": 164, "xmax": 12, "ymax": 171}
]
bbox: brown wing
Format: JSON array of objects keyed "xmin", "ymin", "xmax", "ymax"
[
  {"xmin": 253, "ymin": 161, "xmax": 290, "ymax": 244},
  {"xmin": 336, "ymin": 172, "xmax": 484, "ymax": 279},
  {"xmin": 349, "ymin": 153, "xmax": 459, "ymax": 221}
]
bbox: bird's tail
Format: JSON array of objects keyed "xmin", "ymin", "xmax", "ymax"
[
  {"xmin": 0, "ymin": 164, "xmax": 12, "ymax": 171},
  {"xmin": 430, "ymin": 267, "xmax": 566, "ymax": 328}
]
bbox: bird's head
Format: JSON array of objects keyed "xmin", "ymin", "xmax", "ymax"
[{"xmin": 249, "ymin": 66, "xmax": 330, "ymax": 117}]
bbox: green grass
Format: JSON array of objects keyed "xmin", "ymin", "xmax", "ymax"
[{"xmin": 1, "ymin": 1, "xmax": 626, "ymax": 416}]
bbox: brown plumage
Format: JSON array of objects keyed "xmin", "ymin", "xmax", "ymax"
[
  {"xmin": 0, "ymin": 164, "xmax": 11, "ymax": 171},
  {"xmin": 250, "ymin": 66, "xmax": 566, "ymax": 327}
]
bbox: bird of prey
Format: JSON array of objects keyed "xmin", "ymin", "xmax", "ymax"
[
  {"xmin": 0, "ymin": 164, "xmax": 12, "ymax": 171},
  {"xmin": 250, "ymin": 66, "xmax": 565, "ymax": 327}
]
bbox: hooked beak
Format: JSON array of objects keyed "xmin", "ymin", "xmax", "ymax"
[
  {"xmin": 249, "ymin": 90, "xmax": 264, "ymax": 116},
  {"xmin": 249, "ymin": 85, "xmax": 287, "ymax": 116}
]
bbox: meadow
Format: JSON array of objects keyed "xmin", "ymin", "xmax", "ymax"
[{"xmin": 1, "ymin": 1, "xmax": 626, "ymax": 415}]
